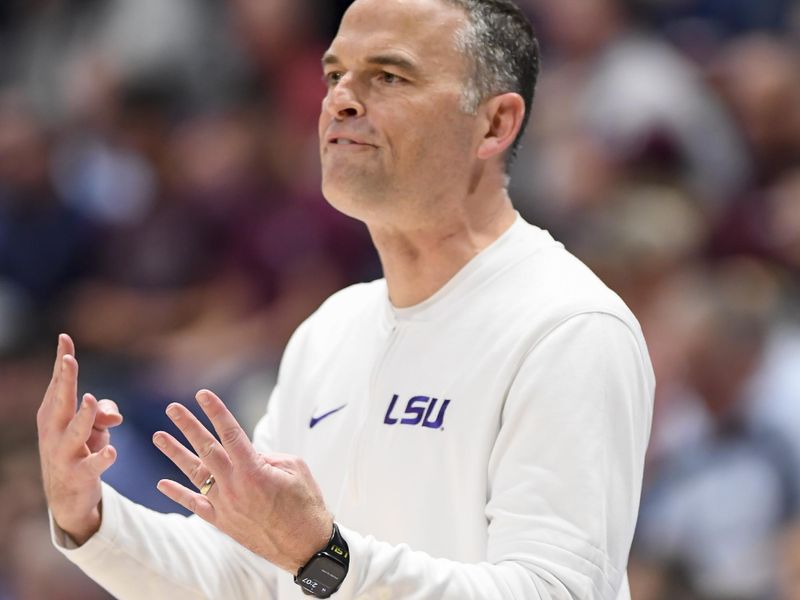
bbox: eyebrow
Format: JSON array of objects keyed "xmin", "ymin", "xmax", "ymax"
[{"xmin": 322, "ymin": 52, "xmax": 420, "ymax": 76}]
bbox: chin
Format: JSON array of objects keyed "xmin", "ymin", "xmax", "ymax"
[
  {"xmin": 321, "ymin": 181, "xmax": 370, "ymax": 222},
  {"xmin": 321, "ymin": 175, "xmax": 387, "ymax": 222}
]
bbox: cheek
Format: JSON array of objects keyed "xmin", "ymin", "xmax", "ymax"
[
  {"xmin": 319, "ymin": 96, "xmax": 336, "ymax": 137},
  {"xmin": 402, "ymin": 111, "xmax": 474, "ymax": 165}
]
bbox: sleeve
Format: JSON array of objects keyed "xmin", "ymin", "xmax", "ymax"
[
  {"xmin": 50, "ymin": 483, "xmax": 278, "ymax": 599},
  {"xmin": 333, "ymin": 312, "xmax": 655, "ymax": 599}
]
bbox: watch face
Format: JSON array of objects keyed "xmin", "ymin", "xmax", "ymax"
[{"xmin": 297, "ymin": 556, "xmax": 347, "ymax": 598}]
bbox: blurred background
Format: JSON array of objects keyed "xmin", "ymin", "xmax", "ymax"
[{"xmin": 0, "ymin": 0, "xmax": 798, "ymax": 598}]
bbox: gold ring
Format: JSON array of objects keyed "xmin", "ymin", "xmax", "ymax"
[{"xmin": 199, "ymin": 474, "xmax": 215, "ymax": 495}]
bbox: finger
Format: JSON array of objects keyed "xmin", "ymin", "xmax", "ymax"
[
  {"xmin": 44, "ymin": 335, "xmax": 63, "ymax": 400},
  {"xmin": 50, "ymin": 334, "xmax": 75, "ymax": 381},
  {"xmin": 86, "ymin": 396, "xmax": 120, "ymax": 453},
  {"xmin": 196, "ymin": 390, "xmax": 256, "ymax": 466},
  {"xmin": 87, "ymin": 427, "xmax": 111, "ymax": 454},
  {"xmin": 156, "ymin": 479, "xmax": 215, "ymax": 522},
  {"xmin": 165, "ymin": 403, "xmax": 231, "ymax": 475},
  {"xmin": 81, "ymin": 444, "xmax": 117, "ymax": 477},
  {"xmin": 152, "ymin": 431, "xmax": 210, "ymax": 489},
  {"xmin": 51, "ymin": 354, "xmax": 80, "ymax": 429},
  {"xmin": 61, "ymin": 333, "xmax": 75, "ymax": 356},
  {"xmin": 62, "ymin": 393, "xmax": 99, "ymax": 451},
  {"xmin": 41, "ymin": 334, "xmax": 75, "ymax": 416},
  {"xmin": 95, "ymin": 399, "xmax": 124, "ymax": 429}
]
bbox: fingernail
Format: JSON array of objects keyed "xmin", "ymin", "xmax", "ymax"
[
  {"xmin": 153, "ymin": 433, "xmax": 166, "ymax": 448},
  {"xmin": 166, "ymin": 405, "xmax": 180, "ymax": 420},
  {"xmin": 197, "ymin": 392, "xmax": 210, "ymax": 406}
]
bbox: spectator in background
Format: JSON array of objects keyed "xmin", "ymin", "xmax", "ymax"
[
  {"xmin": 708, "ymin": 36, "xmax": 800, "ymax": 281},
  {"xmin": 3, "ymin": 0, "xmax": 244, "ymax": 122},
  {"xmin": 0, "ymin": 92, "xmax": 95, "ymax": 350},
  {"xmin": 712, "ymin": 36, "xmax": 800, "ymax": 187},
  {"xmin": 630, "ymin": 260, "xmax": 800, "ymax": 600},
  {"xmin": 641, "ymin": 0, "xmax": 799, "ymax": 39},
  {"xmin": 512, "ymin": 0, "xmax": 748, "ymax": 228}
]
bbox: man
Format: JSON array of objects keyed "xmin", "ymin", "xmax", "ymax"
[{"xmin": 38, "ymin": 0, "xmax": 654, "ymax": 598}]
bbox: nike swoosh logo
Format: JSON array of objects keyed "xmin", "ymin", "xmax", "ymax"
[{"xmin": 309, "ymin": 404, "xmax": 347, "ymax": 429}]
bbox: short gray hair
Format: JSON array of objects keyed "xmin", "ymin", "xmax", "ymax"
[{"xmin": 442, "ymin": 0, "xmax": 540, "ymax": 167}]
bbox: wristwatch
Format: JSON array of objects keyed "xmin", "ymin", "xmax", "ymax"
[{"xmin": 294, "ymin": 523, "xmax": 350, "ymax": 598}]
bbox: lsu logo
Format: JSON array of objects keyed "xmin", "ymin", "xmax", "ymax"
[{"xmin": 383, "ymin": 394, "xmax": 451, "ymax": 429}]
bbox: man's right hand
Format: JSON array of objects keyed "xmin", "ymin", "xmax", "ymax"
[{"xmin": 37, "ymin": 334, "xmax": 124, "ymax": 545}]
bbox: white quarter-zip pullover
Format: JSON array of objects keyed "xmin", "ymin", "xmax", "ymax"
[{"xmin": 53, "ymin": 215, "xmax": 655, "ymax": 599}]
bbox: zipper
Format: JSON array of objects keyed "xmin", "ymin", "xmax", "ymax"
[{"xmin": 349, "ymin": 319, "xmax": 400, "ymax": 502}]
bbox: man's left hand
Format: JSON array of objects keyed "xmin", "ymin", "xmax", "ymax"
[{"xmin": 153, "ymin": 389, "xmax": 333, "ymax": 574}]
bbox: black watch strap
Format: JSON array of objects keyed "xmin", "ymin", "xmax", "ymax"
[{"xmin": 294, "ymin": 523, "xmax": 350, "ymax": 598}]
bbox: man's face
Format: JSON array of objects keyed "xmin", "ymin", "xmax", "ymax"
[{"xmin": 318, "ymin": 0, "xmax": 479, "ymax": 226}]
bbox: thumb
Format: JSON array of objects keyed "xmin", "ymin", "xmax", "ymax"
[{"xmin": 85, "ymin": 445, "xmax": 118, "ymax": 477}]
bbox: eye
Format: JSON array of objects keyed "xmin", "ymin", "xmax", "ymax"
[
  {"xmin": 323, "ymin": 71, "xmax": 344, "ymax": 86},
  {"xmin": 380, "ymin": 72, "xmax": 405, "ymax": 84}
]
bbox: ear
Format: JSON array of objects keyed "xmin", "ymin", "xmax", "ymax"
[{"xmin": 476, "ymin": 92, "xmax": 526, "ymax": 161}]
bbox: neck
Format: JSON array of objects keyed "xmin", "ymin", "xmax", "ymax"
[{"xmin": 368, "ymin": 189, "xmax": 517, "ymax": 308}]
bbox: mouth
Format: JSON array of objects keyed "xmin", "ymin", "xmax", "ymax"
[{"xmin": 326, "ymin": 135, "xmax": 376, "ymax": 148}]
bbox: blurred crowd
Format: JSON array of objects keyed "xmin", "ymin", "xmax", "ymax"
[{"xmin": 0, "ymin": 0, "xmax": 798, "ymax": 598}]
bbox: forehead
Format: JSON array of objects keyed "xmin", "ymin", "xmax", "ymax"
[{"xmin": 327, "ymin": 0, "xmax": 469, "ymax": 73}]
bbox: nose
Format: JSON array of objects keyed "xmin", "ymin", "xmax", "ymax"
[{"xmin": 325, "ymin": 77, "xmax": 365, "ymax": 120}]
